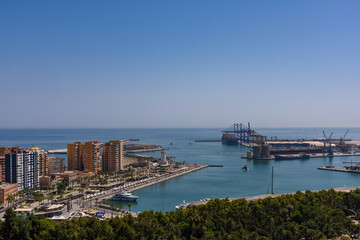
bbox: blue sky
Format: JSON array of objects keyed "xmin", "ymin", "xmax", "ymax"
[{"xmin": 0, "ymin": 1, "xmax": 359, "ymax": 128}]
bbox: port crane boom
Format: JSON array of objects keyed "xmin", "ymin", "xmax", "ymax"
[{"xmin": 322, "ymin": 131, "xmax": 333, "ymax": 156}]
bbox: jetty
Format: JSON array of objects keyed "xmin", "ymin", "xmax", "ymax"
[
  {"xmin": 48, "ymin": 149, "xmax": 67, "ymax": 154},
  {"xmin": 195, "ymin": 140, "xmax": 222, "ymax": 142}
]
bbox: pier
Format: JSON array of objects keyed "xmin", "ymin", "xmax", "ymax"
[
  {"xmin": 48, "ymin": 149, "xmax": 67, "ymax": 154},
  {"xmin": 195, "ymin": 140, "xmax": 222, "ymax": 142}
]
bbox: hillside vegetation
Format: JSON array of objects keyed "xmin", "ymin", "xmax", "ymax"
[{"xmin": 2, "ymin": 189, "xmax": 360, "ymax": 240}]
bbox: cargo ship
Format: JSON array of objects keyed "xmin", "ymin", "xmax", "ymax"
[
  {"xmin": 274, "ymin": 153, "xmax": 310, "ymax": 160},
  {"xmin": 270, "ymin": 147, "xmax": 323, "ymax": 155},
  {"xmin": 221, "ymin": 133, "xmax": 239, "ymax": 145}
]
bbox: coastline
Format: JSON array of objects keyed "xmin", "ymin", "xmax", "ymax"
[
  {"xmin": 191, "ymin": 186, "xmax": 359, "ymax": 206},
  {"xmin": 100, "ymin": 164, "xmax": 208, "ymax": 205}
]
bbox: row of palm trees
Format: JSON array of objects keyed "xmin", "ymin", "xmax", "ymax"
[{"xmin": 1, "ymin": 187, "xmax": 38, "ymax": 208}]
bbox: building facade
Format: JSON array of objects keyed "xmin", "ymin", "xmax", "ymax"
[
  {"xmin": 5, "ymin": 150, "xmax": 40, "ymax": 191},
  {"xmin": 0, "ymin": 147, "xmax": 21, "ymax": 183},
  {"xmin": 0, "ymin": 183, "xmax": 18, "ymax": 203},
  {"xmin": 0, "ymin": 146, "xmax": 21, "ymax": 156},
  {"xmin": 49, "ymin": 157, "xmax": 65, "ymax": 174},
  {"xmin": 84, "ymin": 141, "xmax": 102, "ymax": 173},
  {"xmin": 67, "ymin": 142, "xmax": 85, "ymax": 171},
  {"xmin": 102, "ymin": 140, "xmax": 124, "ymax": 172},
  {"xmin": 29, "ymin": 147, "xmax": 49, "ymax": 176},
  {"xmin": 0, "ymin": 156, "xmax": 4, "ymax": 183}
]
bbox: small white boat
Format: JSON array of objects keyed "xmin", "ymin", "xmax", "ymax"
[{"xmin": 175, "ymin": 200, "xmax": 190, "ymax": 209}]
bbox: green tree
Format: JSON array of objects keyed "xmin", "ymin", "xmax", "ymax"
[{"xmin": 2, "ymin": 208, "xmax": 19, "ymax": 239}]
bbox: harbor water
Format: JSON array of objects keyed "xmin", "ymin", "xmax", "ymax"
[{"xmin": 1, "ymin": 128, "xmax": 360, "ymax": 213}]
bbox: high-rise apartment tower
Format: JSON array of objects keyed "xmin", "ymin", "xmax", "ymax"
[
  {"xmin": 102, "ymin": 140, "xmax": 124, "ymax": 172},
  {"xmin": 84, "ymin": 141, "xmax": 102, "ymax": 174}
]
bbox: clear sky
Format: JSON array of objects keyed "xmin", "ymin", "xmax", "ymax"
[{"xmin": 0, "ymin": 1, "xmax": 359, "ymax": 128}]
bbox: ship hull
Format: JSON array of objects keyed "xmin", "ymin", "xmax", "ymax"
[{"xmin": 274, "ymin": 154, "xmax": 310, "ymax": 160}]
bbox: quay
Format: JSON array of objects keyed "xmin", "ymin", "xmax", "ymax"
[
  {"xmin": 91, "ymin": 164, "xmax": 208, "ymax": 205},
  {"xmin": 195, "ymin": 140, "xmax": 222, "ymax": 142},
  {"xmin": 318, "ymin": 166, "xmax": 360, "ymax": 174},
  {"xmin": 242, "ymin": 152, "xmax": 360, "ymax": 160},
  {"xmin": 124, "ymin": 147, "xmax": 164, "ymax": 153},
  {"xmin": 190, "ymin": 186, "xmax": 360, "ymax": 206},
  {"xmin": 309, "ymin": 152, "xmax": 360, "ymax": 158},
  {"xmin": 125, "ymin": 164, "xmax": 208, "ymax": 192}
]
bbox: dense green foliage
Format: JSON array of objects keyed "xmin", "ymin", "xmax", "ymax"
[{"xmin": 2, "ymin": 189, "xmax": 360, "ymax": 240}]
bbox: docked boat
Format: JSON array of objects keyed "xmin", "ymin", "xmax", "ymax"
[
  {"xmin": 110, "ymin": 190, "xmax": 138, "ymax": 202},
  {"xmin": 274, "ymin": 153, "xmax": 310, "ymax": 160},
  {"xmin": 175, "ymin": 200, "xmax": 190, "ymax": 210},
  {"xmin": 242, "ymin": 165, "xmax": 249, "ymax": 171},
  {"xmin": 200, "ymin": 197, "xmax": 213, "ymax": 202},
  {"xmin": 221, "ymin": 133, "xmax": 239, "ymax": 145}
]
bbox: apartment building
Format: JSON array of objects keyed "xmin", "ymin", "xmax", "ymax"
[
  {"xmin": 84, "ymin": 141, "xmax": 102, "ymax": 174},
  {"xmin": 5, "ymin": 150, "xmax": 40, "ymax": 190},
  {"xmin": 102, "ymin": 140, "xmax": 124, "ymax": 172},
  {"xmin": 67, "ymin": 142, "xmax": 85, "ymax": 171}
]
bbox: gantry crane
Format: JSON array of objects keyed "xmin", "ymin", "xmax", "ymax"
[{"xmin": 322, "ymin": 131, "xmax": 334, "ymax": 156}]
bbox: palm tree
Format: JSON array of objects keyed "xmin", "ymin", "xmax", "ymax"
[
  {"xmin": 111, "ymin": 203, "xmax": 115, "ymax": 218},
  {"xmin": 7, "ymin": 194, "xmax": 15, "ymax": 207},
  {"xmin": 49, "ymin": 192, "xmax": 55, "ymax": 203}
]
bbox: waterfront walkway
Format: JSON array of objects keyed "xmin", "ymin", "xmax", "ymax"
[{"xmin": 191, "ymin": 186, "xmax": 359, "ymax": 206}]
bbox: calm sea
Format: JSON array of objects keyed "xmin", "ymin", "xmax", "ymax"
[{"xmin": 1, "ymin": 128, "xmax": 360, "ymax": 213}]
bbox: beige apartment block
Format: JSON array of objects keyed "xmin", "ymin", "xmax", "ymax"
[
  {"xmin": 103, "ymin": 140, "xmax": 124, "ymax": 172},
  {"xmin": 84, "ymin": 141, "xmax": 102, "ymax": 174},
  {"xmin": 29, "ymin": 147, "xmax": 49, "ymax": 176},
  {"xmin": 67, "ymin": 142, "xmax": 85, "ymax": 171}
]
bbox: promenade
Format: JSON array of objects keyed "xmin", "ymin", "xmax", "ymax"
[
  {"xmin": 96, "ymin": 164, "xmax": 208, "ymax": 202},
  {"xmin": 191, "ymin": 186, "xmax": 360, "ymax": 206}
]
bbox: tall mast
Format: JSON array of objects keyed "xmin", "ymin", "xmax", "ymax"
[{"xmin": 271, "ymin": 166, "xmax": 274, "ymax": 194}]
